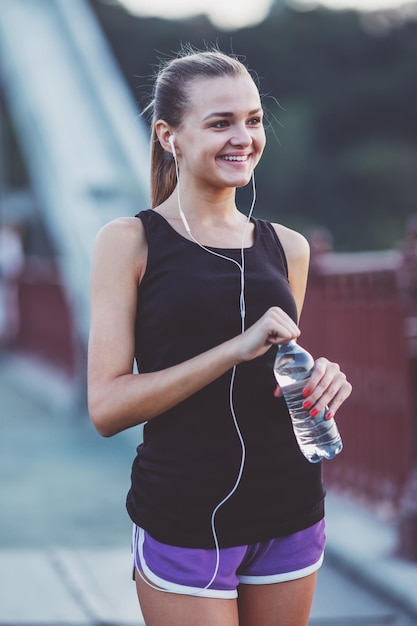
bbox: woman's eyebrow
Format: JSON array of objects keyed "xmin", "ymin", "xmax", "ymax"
[{"xmin": 203, "ymin": 108, "xmax": 262, "ymax": 121}]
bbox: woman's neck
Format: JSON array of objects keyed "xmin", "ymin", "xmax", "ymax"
[{"xmin": 155, "ymin": 187, "xmax": 254, "ymax": 249}]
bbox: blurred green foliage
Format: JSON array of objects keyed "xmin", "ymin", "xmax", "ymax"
[{"xmin": 90, "ymin": 0, "xmax": 417, "ymax": 251}]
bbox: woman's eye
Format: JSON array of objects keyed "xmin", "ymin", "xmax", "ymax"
[
  {"xmin": 248, "ymin": 117, "xmax": 262, "ymax": 126},
  {"xmin": 212, "ymin": 120, "xmax": 229, "ymax": 129}
]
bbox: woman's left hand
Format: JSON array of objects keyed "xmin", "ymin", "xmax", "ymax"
[
  {"xmin": 274, "ymin": 358, "xmax": 352, "ymax": 420},
  {"xmin": 301, "ymin": 358, "xmax": 352, "ymax": 420}
]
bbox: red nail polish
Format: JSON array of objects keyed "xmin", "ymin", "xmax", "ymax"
[
  {"xmin": 310, "ymin": 408, "xmax": 319, "ymax": 418},
  {"xmin": 326, "ymin": 411, "xmax": 333, "ymax": 421},
  {"xmin": 302, "ymin": 388, "xmax": 311, "ymax": 398},
  {"xmin": 303, "ymin": 400, "xmax": 312, "ymax": 410}
]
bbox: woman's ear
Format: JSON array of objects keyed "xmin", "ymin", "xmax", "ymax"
[{"xmin": 155, "ymin": 120, "xmax": 176, "ymax": 156}]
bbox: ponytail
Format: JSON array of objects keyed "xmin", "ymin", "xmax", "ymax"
[{"xmin": 150, "ymin": 126, "xmax": 177, "ymax": 208}]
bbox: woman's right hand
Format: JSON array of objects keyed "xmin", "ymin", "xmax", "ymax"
[{"xmin": 236, "ymin": 307, "xmax": 300, "ymax": 363}]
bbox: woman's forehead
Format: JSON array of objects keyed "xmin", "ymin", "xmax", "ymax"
[{"xmin": 186, "ymin": 74, "xmax": 262, "ymax": 117}]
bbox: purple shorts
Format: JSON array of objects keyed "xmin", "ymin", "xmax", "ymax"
[{"xmin": 132, "ymin": 519, "xmax": 326, "ymax": 599}]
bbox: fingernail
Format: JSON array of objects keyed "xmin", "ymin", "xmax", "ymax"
[
  {"xmin": 302, "ymin": 388, "xmax": 311, "ymax": 398},
  {"xmin": 310, "ymin": 408, "xmax": 319, "ymax": 418},
  {"xmin": 303, "ymin": 400, "xmax": 312, "ymax": 409},
  {"xmin": 273, "ymin": 387, "xmax": 280, "ymax": 397},
  {"xmin": 326, "ymin": 411, "xmax": 333, "ymax": 421}
]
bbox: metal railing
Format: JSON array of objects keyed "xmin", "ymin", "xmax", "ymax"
[{"xmin": 301, "ymin": 248, "xmax": 416, "ymax": 509}]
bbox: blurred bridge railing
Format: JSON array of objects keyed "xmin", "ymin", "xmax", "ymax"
[
  {"xmin": 14, "ymin": 258, "xmax": 78, "ymax": 377},
  {"xmin": 301, "ymin": 245, "xmax": 417, "ymax": 517}
]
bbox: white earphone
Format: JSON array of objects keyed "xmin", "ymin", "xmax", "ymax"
[{"xmin": 168, "ymin": 134, "xmax": 177, "ymax": 159}]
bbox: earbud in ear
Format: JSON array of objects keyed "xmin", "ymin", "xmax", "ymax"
[{"xmin": 168, "ymin": 135, "xmax": 177, "ymax": 159}]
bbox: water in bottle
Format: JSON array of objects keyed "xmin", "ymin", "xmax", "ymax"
[{"xmin": 273, "ymin": 340, "xmax": 343, "ymax": 463}]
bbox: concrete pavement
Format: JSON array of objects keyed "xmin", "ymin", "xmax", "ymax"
[
  {"xmin": 325, "ymin": 490, "xmax": 417, "ymax": 620},
  {"xmin": 0, "ymin": 547, "xmax": 143, "ymax": 625}
]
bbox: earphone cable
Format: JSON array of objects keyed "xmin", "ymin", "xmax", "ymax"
[{"xmin": 137, "ymin": 151, "xmax": 257, "ymax": 595}]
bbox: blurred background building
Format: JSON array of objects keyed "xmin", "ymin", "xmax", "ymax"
[
  {"xmin": 1, "ymin": 0, "xmax": 417, "ymax": 564},
  {"xmin": 0, "ymin": 0, "xmax": 150, "ymax": 397}
]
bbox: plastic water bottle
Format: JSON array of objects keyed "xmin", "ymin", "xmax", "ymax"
[{"xmin": 273, "ymin": 340, "xmax": 343, "ymax": 463}]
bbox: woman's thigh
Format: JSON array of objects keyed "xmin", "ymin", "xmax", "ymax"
[
  {"xmin": 237, "ymin": 571, "xmax": 318, "ymax": 626},
  {"xmin": 135, "ymin": 570, "xmax": 239, "ymax": 626}
]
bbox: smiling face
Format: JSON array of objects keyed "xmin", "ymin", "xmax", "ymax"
[{"xmin": 171, "ymin": 73, "xmax": 266, "ymax": 192}]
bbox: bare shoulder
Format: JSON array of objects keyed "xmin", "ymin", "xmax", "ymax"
[
  {"xmin": 95, "ymin": 216, "xmax": 145, "ymax": 249},
  {"xmin": 92, "ymin": 215, "xmax": 147, "ymax": 282},
  {"xmin": 271, "ymin": 223, "xmax": 310, "ymax": 267},
  {"xmin": 271, "ymin": 223, "xmax": 310, "ymax": 317}
]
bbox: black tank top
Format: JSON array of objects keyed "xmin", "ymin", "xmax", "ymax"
[{"xmin": 126, "ymin": 209, "xmax": 324, "ymax": 548}]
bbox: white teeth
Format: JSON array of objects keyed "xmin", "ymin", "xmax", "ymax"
[{"xmin": 223, "ymin": 155, "xmax": 248, "ymax": 161}]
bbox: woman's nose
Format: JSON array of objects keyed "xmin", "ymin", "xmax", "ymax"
[{"xmin": 229, "ymin": 125, "xmax": 251, "ymax": 146}]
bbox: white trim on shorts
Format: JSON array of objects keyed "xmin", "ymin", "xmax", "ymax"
[
  {"xmin": 133, "ymin": 525, "xmax": 238, "ymax": 599},
  {"xmin": 237, "ymin": 552, "xmax": 324, "ymax": 585}
]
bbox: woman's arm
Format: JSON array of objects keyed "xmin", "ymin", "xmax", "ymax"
[
  {"xmin": 273, "ymin": 223, "xmax": 352, "ymax": 417},
  {"xmin": 273, "ymin": 224, "xmax": 310, "ymax": 321},
  {"xmin": 88, "ymin": 218, "xmax": 301, "ymax": 437}
]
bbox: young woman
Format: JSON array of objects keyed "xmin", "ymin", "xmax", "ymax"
[{"xmin": 88, "ymin": 47, "xmax": 352, "ymax": 626}]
